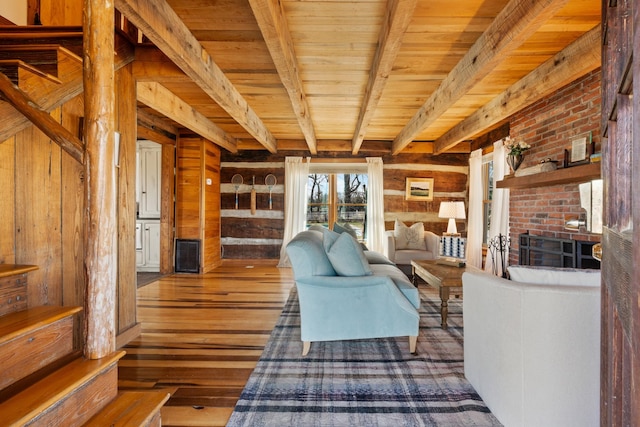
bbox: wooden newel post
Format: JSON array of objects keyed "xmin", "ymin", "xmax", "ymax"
[{"xmin": 83, "ymin": 0, "xmax": 117, "ymax": 359}]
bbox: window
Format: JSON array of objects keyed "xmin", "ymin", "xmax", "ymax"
[
  {"xmin": 482, "ymin": 157, "xmax": 494, "ymax": 244},
  {"xmin": 307, "ymin": 173, "xmax": 368, "ymax": 241}
]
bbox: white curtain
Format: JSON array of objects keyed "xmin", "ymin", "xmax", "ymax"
[
  {"xmin": 278, "ymin": 157, "xmax": 310, "ymax": 267},
  {"xmin": 366, "ymin": 157, "xmax": 385, "ymax": 253},
  {"xmin": 484, "ymin": 139, "xmax": 510, "ymax": 276},
  {"xmin": 467, "ymin": 149, "xmax": 484, "ymax": 269}
]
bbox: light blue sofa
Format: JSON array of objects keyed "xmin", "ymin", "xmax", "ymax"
[{"xmin": 285, "ymin": 229, "xmax": 420, "ymax": 355}]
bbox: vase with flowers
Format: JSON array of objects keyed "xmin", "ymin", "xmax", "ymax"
[{"xmin": 504, "ymin": 136, "xmax": 531, "ymax": 172}]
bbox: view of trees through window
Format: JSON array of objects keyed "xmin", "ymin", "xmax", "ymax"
[{"xmin": 307, "ymin": 173, "xmax": 368, "ymax": 241}]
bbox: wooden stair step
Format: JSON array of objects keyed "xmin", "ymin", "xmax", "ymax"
[
  {"xmin": 0, "ymin": 59, "xmax": 62, "ymax": 86},
  {"xmin": 0, "ymin": 351, "xmax": 125, "ymax": 426},
  {"xmin": 83, "ymin": 391, "xmax": 170, "ymax": 427},
  {"xmin": 0, "ymin": 306, "xmax": 82, "ymax": 391},
  {"xmin": 0, "ymin": 44, "xmax": 63, "ymax": 77},
  {"xmin": 0, "ymin": 305, "xmax": 82, "ymax": 345}
]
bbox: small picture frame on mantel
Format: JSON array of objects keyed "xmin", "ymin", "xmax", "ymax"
[{"xmin": 564, "ymin": 132, "xmax": 593, "ymax": 167}]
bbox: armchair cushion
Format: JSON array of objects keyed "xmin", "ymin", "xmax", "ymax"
[
  {"xmin": 324, "ymin": 232, "xmax": 373, "ymax": 277},
  {"xmin": 394, "ymin": 219, "xmax": 427, "ymax": 250},
  {"xmin": 508, "ymin": 265, "xmax": 601, "ymax": 286},
  {"xmin": 364, "ymin": 250, "xmax": 396, "ymax": 265}
]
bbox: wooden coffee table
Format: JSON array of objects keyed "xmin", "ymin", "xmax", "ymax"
[{"xmin": 411, "ymin": 259, "xmax": 477, "ymax": 329}]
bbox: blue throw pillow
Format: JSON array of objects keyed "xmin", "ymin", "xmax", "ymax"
[
  {"xmin": 333, "ymin": 222, "xmax": 368, "ymax": 251},
  {"xmin": 324, "ymin": 232, "xmax": 373, "ymax": 277},
  {"xmin": 321, "ymin": 227, "xmax": 341, "ymax": 250},
  {"xmin": 333, "ymin": 222, "xmax": 357, "ymax": 238}
]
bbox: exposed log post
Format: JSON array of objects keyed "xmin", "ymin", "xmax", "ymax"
[
  {"xmin": 83, "ymin": 0, "xmax": 117, "ymax": 359},
  {"xmin": 0, "ymin": 73, "xmax": 85, "ymax": 163}
]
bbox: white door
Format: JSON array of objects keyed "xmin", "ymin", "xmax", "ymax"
[{"xmin": 138, "ymin": 142, "xmax": 161, "ymax": 218}]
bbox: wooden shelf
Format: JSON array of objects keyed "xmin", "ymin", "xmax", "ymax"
[
  {"xmin": 496, "ymin": 162, "xmax": 601, "ymax": 189},
  {"xmin": 0, "ymin": 264, "xmax": 38, "ymax": 279}
]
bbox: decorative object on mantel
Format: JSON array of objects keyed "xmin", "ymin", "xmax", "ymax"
[
  {"xmin": 564, "ymin": 131, "xmax": 595, "ymax": 167},
  {"xmin": 504, "ymin": 136, "xmax": 531, "ymax": 173},
  {"xmin": 506, "ymin": 154, "xmax": 524, "ymax": 173},
  {"xmin": 514, "ymin": 159, "xmax": 558, "ymax": 177}
]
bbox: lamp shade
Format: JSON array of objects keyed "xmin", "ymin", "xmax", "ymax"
[
  {"xmin": 438, "ymin": 201, "xmax": 466, "ymax": 219},
  {"xmin": 438, "ymin": 201, "xmax": 466, "ymax": 234}
]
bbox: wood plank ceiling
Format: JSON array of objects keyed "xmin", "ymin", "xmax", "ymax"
[{"xmin": 119, "ymin": 0, "xmax": 601, "ymax": 155}]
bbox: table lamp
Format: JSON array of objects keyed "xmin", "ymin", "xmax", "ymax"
[{"xmin": 438, "ymin": 201, "xmax": 466, "ymax": 235}]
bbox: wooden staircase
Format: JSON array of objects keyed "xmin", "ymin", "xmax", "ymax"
[
  {"xmin": 0, "ymin": 265, "xmax": 169, "ymax": 426},
  {"xmin": 0, "ymin": 26, "xmax": 169, "ymax": 425}
]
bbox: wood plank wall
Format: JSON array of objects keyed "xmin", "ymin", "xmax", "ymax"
[
  {"xmin": 160, "ymin": 143, "xmax": 176, "ymax": 275},
  {"xmin": 0, "ymin": 136, "xmax": 16, "ymax": 264},
  {"xmin": 220, "ymin": 150, "xmax": 468, "ymax": 259},
  {"xmin": 59, "ymin": 95, "xmax": 85, "ymax": 347},
  {"xmin": 175, "ymin": 135, "xmax": 222, "ymax": 272},
  {"xmin": 37, "ymin": 0, "xmax": 82, "ymax": 26},
  {"xmin": 203, "ymin": 140, "xmax": 222, "ymax": 272},
  {"xmin": 115, "ymin": 63, "xmax": 137, "ymax": 335},
  {"xmin": 0, "ymin": 64, "xmax": 139, "ymax": 342}
]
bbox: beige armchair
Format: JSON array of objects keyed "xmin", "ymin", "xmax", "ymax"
[{"xmin": 384, "ymin": 230, "xmax": 439, "ymax": 275}]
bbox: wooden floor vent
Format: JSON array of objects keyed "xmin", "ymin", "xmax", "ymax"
[{"xmin": 175, "ymin": 239, "xmax": 200, "ymax": 273}]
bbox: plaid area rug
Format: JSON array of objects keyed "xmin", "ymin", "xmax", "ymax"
[{"xmin": 227, "ymin": 286, "xmax": 501, "ymax": 427}]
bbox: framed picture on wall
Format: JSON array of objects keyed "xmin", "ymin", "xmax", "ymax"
[{"xmin": 405, "ymin": 177, "xmax": 434, "ymax": 201}]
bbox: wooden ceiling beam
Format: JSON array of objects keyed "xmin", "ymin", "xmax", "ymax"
[
  {"xmin": 137, "ymin": 124, "xmax": 176, "ymax": 146},
  {"xmin": 351, "ymin": 0, "xmax": 417, "ymax": 155},
  {"xmin": 391, "ymin": 0, "xmax": 570, "ymax": 155},
  {"xmin": 115, "ymin": 0, "xmax": 277, "ymax": 153},
  {"xmin": 0, "ymin": 42, "xmax": 134, "ymax": 143},
  {"xmin": 133, "ymin": 46, "xmax": 190, "ymax": 83},
  {"xmin": 249, "ymin": 0, "xmax": 317, "ymax": 154},
  {"xmin": 137, "ymin": 81, "xmax": 238, "ymax": 153},
  {"xmin": 0, "ymin": 72, "xmax": 84, "ymax": 163},
  {"xmin": 435, "ymin": 25, "xmax": 601, "ymax": 153},
  {"xmin": 137, "ymin": 108, "xmax": 179, "ymax": 136}
]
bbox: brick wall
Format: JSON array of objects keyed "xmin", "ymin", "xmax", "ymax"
[{"xmin": 508, "ymin": 69, "xmax": 602, "ymax": 265}]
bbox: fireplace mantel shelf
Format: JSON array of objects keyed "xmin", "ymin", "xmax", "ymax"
[{"xmin": 496, "ymin": 162, "xmax": 601, "ymax": 189}]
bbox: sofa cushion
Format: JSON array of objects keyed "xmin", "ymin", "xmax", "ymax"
[
  {"xmin": 394, "ymin": 219, "xmax": 427, "ymax": 250},
  {"xmin": 324, "ymin": 232, "xmax": 373, "ymax": 277},
  {"xmin": 508, "ymin": 266, "xmax": 601, "ymax": 287}
]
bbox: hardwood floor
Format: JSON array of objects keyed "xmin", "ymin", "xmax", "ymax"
[{"xmin": 118, "ymin": 261, "xmax": 295, "ymax": 426}]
